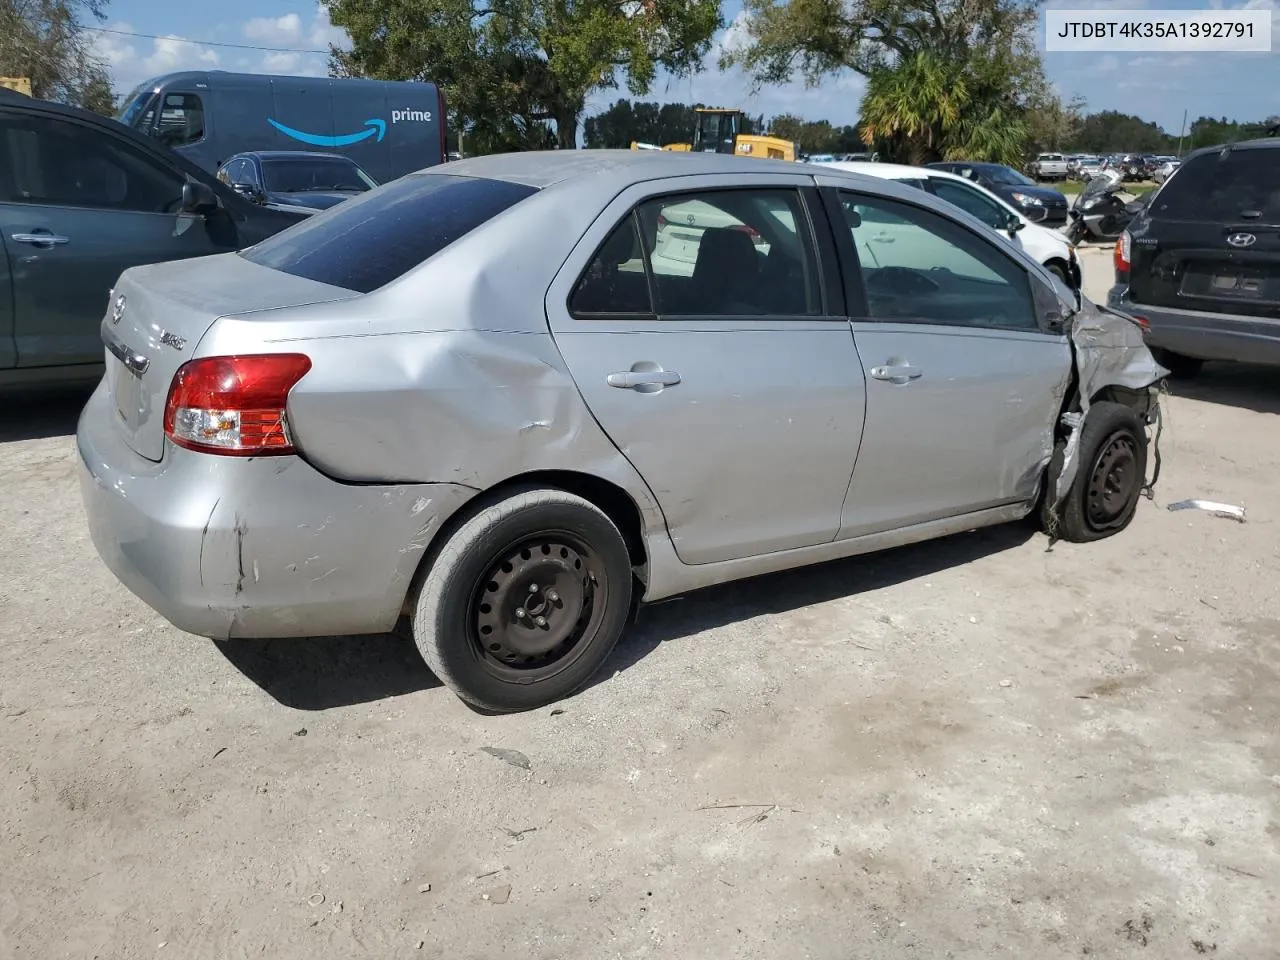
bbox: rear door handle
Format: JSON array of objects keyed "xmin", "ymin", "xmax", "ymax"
[
  {"xmin": 870, "ymin": 364, "xmax": 923, "ymax": 384},
  {"xmin": 12, "ymin": 232, "xmax": 70, "ymax": 246},
  {"xmin": 607, "ymin": 370, "xmax": 681, "ymax": 389}
]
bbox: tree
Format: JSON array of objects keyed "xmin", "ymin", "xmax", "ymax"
[
  {"xmin": 0, "ymin": 0, "xmax": 113, "ymax": 109},
  {"xmin": 1026, "ymin": 91, "xmax": 1085, "ymax": 153},
  {"xmin": 721, "ymin": 0, "xmax": 1048, "ymax": 164},
  {"xmin": 325, "ymin": 0, "xmax": 723, "ymax": 151},
  {"xmin": 1071, "ymin": 110, "xmax": 1170, "ymax": 153}
]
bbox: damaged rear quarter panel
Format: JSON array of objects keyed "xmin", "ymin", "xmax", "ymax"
[{"xmin": 196, "ymin": 186, "xmax": 669, "ymax": 550}]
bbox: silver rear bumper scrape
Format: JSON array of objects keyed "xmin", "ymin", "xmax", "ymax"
[
  {"xmin": 1048, "ymin": 299, "xmax": 1169, "ymax": 527},
  {"xmin": 76, "ymin": 380, "xmax": 478, "ymax": 640}
]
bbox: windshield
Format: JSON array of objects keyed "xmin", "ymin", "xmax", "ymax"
[
  {"xmin": 117, "ymin": 83, "xmax": 159, "ymax": 129},
  {"xmin": 262, "ymin": 157, "xmax": 378, "ymax": 193},
  {"xmin": 1081, "ymin": 173, "xmax": 1121, "ymax": 197},
  {"xmin": 986, "ymin": 165, "xmax": 1036, "ymax": 186}
]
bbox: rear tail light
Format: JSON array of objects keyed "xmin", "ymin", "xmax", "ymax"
[
  {"xmin": 164, "ymin": 354, "xmax": 312, "ymax": 456},
  {"xmin": 1114, "ymin": 231, "xmax": 1131, "ymax": 274}
]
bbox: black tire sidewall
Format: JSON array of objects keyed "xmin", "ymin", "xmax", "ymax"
[
  {"xmin": 424, "ymin": 497, "xmax": 633, "ymax": 712},
  {"xmin": 1054, "ymin": 402, "xmax": 1148, "ymax": 542}
]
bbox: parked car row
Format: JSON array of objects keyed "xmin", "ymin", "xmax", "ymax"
[
  {"xmin": 926, "ymin": 161, "xmax": 1071, "ymax": 227},
  {"xmin": 76, "ymin": 149, "xmax": 1166, "ymax": 712}
]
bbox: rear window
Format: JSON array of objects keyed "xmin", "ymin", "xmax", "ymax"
[
  {"xmin": 1150, "ymin": 148, "xmax": 1280, "ymax": 224},
  {"xmin": 240, "ymin": 173, "xmax": 538, "ymax": 293}
]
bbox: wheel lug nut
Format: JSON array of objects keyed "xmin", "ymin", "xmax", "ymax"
[
  {"xmin": 515, "ymin": 607, "xmax": 526, "ymax": 619},
  {"xmin": 535, "ymin": 616, "xmax": 547, "ymax": 627},
  {"xmin": 546, "ymin": 590, "xmax": 559, "ymax": 603},
  {"xmin": 529, "ymin": 583, "xmax": 539, "ymax": 593}
]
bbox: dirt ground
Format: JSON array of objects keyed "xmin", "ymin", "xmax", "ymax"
[{"xmin": 2, "ymin": 247, "xmax": 1278, "ymax": 960}]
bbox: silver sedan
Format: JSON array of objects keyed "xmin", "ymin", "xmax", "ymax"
[{"xmin": 77, "ymin": 151, "xmax": 1167, "ymax": 712}]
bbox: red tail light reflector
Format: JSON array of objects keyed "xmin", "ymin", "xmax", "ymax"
[
  {"xmin": 1114, "ymin": 231, "xmax": 1131, "ymax": 273},
  {"xmin": 164, "ymin": 354, "xmax": 312, "ymax": 456}
]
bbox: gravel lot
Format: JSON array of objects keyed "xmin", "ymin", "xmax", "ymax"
[{"xmin": 3, "ymin": 247, "xmax": 1278, "ymax": 959}]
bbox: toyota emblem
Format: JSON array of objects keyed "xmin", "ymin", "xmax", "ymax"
[{"xmin": 1226, "ymin": 233, "xmax": 1257, "ymax": 248}]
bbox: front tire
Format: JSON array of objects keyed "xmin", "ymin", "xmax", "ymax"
[
  {"xmin": 412, "ymin": 487, "xmax": 634, "ymax": 712},
  {"xmin": 1039, "ymin": 402, "xmax": 1148, "ymax": 543}
]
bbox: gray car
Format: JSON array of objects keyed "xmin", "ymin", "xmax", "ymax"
[{"xmin": 77, "ymin": 151, "xmax": 1167, "ymax": 712}]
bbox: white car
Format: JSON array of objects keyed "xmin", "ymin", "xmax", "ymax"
[{"xmin": 816, "ymin": 161, "xmax": 1081, "ymax": 288}]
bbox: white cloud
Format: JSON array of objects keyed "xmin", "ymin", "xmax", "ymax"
[
  {"xmin": 90, "ymin": 22, "xmax": 221, "ymax": 94},
  {"xmin": 244, "ymin": 13, "xmax": 304, "ymax": 45}
]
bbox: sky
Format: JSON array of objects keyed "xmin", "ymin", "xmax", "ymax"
[{"xmin": 89, "ymin": 0, "xmax": 1280, "ymax": 137}]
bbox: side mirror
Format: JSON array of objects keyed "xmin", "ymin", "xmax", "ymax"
[
  {"xmin": 181, "ymin": 180, "xmax": 218, "ymax": 214},
  {"xmin": 231, "ymin": 181, "xmax": 264, "ymax": 203},
  {"xmin": 1006, "ymin": 215, "xmax": 1025, "ymax": 238}
]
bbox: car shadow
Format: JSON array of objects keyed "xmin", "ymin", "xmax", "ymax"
[
  {"xmin": 214, "ymin": 629, "xmax": 442, "ymax": 711},
  {"xmin": 218, "ymin": 521, "xmax": 1037, "ymax": 712},
  {"xmin": 598, "ymin": 523, "xmax": 1037, "ymax": 686},
  {"xmin": 0, "ymin": 386, "xmax": 93, "ymax": 443},
  {"xmin": 1165, "ymin": 363, "xmax": 1280, "ymax": 416}
]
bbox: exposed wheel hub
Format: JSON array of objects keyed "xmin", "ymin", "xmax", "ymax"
[
  {"xmin": 473, "ymin": 540, "xmax": 596, "ymax": 667},
  {"xmin": 1086, "ymin": 432, "xmax": 1139, "ymax": 529}
]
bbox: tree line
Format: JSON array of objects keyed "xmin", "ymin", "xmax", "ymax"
[
  {"xmin": 6, "ymin": 0, "xmax": 1278, "ymax": 164},
  {"xmin": 586, "ymin": 100, "xmax": 1280, "ymax": 158}
]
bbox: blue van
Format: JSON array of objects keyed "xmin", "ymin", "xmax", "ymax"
[{"xmin": 115, "ymin": 71, "xmax": 446, "ymax": 184}]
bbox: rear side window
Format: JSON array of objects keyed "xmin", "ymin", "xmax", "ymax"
[
  {"xmin": 1151, "ymin": 148, "xmax": 1280, "ymax": 224},
  {"xmin": 240, "ymin": 174, "xmax": 538, "ymax": 293}
]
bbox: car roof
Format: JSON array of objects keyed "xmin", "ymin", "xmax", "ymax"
[
  {"xmin": 232, "ymin": 150, "xmax": 355, "ymax": 162},
  {"xmin": 424, "ymin": 149, "xmax": 817, "ymax": 189},
  {"xmin": 816, "ymin": 160, "xmax": 970, "ymax": 184},
  {"xmin": 1180, "ymin": 137, "xmax": 1280, "ymax": 163}
]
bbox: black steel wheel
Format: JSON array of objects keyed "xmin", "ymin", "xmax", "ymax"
[
  {"xmin": 1084, "ymin": 431, "xmax": 1140, "ymax": 533},
  {"xmin": 412, "ymin": 487, "xmax": 633, "ymax": 712},
  {"xmin": 1037, "ymin": 401, "xmax": 1148, "ymax": 543},
  {"xmin": 469, "ymin": 533, "xmax": 605, "ymax": 681}
]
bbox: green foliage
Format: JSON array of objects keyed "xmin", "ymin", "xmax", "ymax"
[
  {"xmin": 324, "ymin": 0, "xmax": 723, "ymax": 150},
  {"xmin": 0, "ymin": 0, "xmax": 113, "ymax": 110},
  {"xmin": 721, "ymin": 0, "xmax": 1047, "ymax": 164}
]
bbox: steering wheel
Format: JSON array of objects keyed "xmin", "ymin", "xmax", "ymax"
[{"xmin": 865, "ymin": 266, "xmax": 941, "ymax": 296}]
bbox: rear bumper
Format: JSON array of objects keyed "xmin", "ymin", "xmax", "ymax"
[
  {"xmin": 1107, "ymin": 285, "xmax": 1280, "ymax": 366},
  {"xmin": 76, "ymin": 381, "xmax": 477, "ymax": 640}
]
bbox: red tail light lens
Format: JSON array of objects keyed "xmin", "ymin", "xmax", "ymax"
[
  {"xmin": 164, "ymin": 354, "xmax": 312, "ymax": 456},
  {"xmin": 1114, "ymin": 231, "xmax": 1131, "ymax": 273}
]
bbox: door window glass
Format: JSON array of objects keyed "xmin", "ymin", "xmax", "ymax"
[
  {"xmin": 930, "ymin": 179, "xmax": 1009, "ymax": 230},
  {"xmin": 0, "ymin": 113, "xmax": 186, "ymax": 213},
  {"xmin": 570, "ymin": 215, "xmax": 653, "ymax": 316},
  {"xmin": 633, "ymin": 188, "xmax": 822, "ymax": 317},
  {"xmin": 154, "ymin": 93, "xmax": 205, "ymax": 147},
  {"xmin": 839, "ymin": 191, "xmax": 1037, "ymax": 330}
]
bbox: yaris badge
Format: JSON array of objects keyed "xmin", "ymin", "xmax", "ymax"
[{"xmin": 1226, "ymin": 233, "xmax": 1256, "ymax": 248}]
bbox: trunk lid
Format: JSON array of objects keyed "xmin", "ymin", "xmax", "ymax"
[{"xmin": 103, "ymin": 252, "xmax": 359, "ymax": 461}]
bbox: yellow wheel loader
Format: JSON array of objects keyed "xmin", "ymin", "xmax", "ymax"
[{"xmin": 630, "ymin": 107, "xmax": 799, "ymax": 162}]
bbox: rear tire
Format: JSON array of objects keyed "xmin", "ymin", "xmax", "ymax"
[
  {"xmin": 1149, "ymin": 347, "xmax": 1203, "ymax": 380},
  {"xmin": 411, "ymin": 487, "xmax": 633, "ymax": 713},
  {"xmin": 1039, "ymin": 401, "xmax": 1148, "ymax": 543}
]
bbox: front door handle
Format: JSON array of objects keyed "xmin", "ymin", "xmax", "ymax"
[
  {"xmin": 870, "ymin": 364, "xmax": 923, "ymax": 384},
  {"xmin": 12, "ymin": 232, "xmax": 70, "ymax": 247},
  {"xmin": 607, "ymin": 370, "xmax": 681, "ymax": 389}
]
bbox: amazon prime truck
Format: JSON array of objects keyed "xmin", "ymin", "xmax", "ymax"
[{"xmin": 115, "ymin": 71, "xmax": 446, "ymax": 184}]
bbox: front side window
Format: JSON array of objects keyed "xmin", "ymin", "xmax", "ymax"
[
  {"xmin": 0, "ymin": 113, "xmax": 185, "ymax": 213},
  {"xmin": 240, "ymin": 173, "xmax": 538, "ymax": 294},
  {"xmin": 154, "ymin": 93, "xmax": 205, "ymax": 148},
  {"xmin": 839, "ymin": 191, "xmax": 1037, "ymax": 330},
  {"xmin": 930, "ymin": 178, "xmax": 1009, "ymax": 230}
]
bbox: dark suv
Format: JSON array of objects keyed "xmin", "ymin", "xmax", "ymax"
[
  {"xmin": 0, "ymin": 88, "xmax": 309, "ymax": 390},
  {"xmin": 1108, "ymin": 137, "xmax": 1280, "ymax": 377}
]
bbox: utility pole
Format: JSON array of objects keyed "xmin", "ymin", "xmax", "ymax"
[{"xmin": 1176, "ymin": 109, "xmax": 1188, "ymax": 157}]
